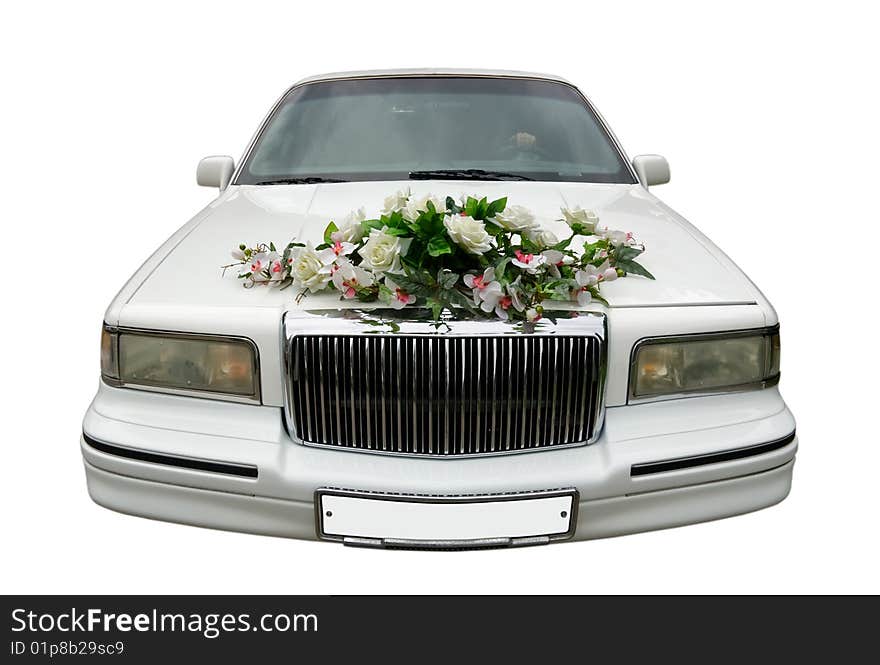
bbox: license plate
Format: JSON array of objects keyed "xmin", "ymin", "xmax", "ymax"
[{"xmin": 316, "ymin": 490, "xmax": 576, "ymax": 546}]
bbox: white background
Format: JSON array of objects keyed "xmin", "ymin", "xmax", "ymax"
[{"xmin": 2, "ymin": 0, "xmax": 877, "ymax": 594}]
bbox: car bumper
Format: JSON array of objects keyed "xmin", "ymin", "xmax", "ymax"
[{"xmin": 82, "ymin": 383, "xmax": 797, "ymax": 546}]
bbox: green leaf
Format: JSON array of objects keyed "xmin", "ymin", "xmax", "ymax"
[
  {"xmin": 552, "ymin": 237, "xmax": 574, "ymax": 251},
  {"xmin": 616, "ymin": 259, "xmax": 655, "ymax": 280},
  {"xmin": 464, "ymin": 196, "xmax": 478, "ymax": 217},
  {"xmin": 494, "ymin": 257, "xmax": 512, "ymax": 281},
  {"xmin": 589, "ymin": 288, "xmax": 610, "ymax": 307},
  {"xmin": 615, "ymin": 245, "xmax": 643, "ymax": 262},
  {"xmin": 483, "ymin": 221, "xmax": 503, "ymax": 236},
  {"xmin": 427, "ymin": 298, "xmax": 444, "ymax": 321},
  {"xmin": 382, "ymin": 226, "xmax": 411, "ymax": 237},
  {"xmin": 445, "ymin": 196, "xmax": 462, "ymax": 214},
  {"xmin": 323, "ymin": 221, "xmax": 339, "ymax": 245},
  {"xmin": 487, "ymin": 196, "xmax": 507, "ymax": 216},
  {"xmin": 427, "ymin": 235, "xmax": 453, "ymax": 257},
  {"xmin": 438, "ymin": 270, "xmax": 459, "ymax": 289}
]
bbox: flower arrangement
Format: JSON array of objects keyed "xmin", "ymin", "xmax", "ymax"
[{"xmin": 225, "ymin": 189, "xmax": 654, "ymax": 322}]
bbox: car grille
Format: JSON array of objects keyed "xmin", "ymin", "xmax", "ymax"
[{"xmin": 287, "ymin": 333, "xmax": 603, "ymax": 456}]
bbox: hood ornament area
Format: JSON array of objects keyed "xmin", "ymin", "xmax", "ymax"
[{"xmin": 221, "ymin": 189, "xmax": 653, "ymax": 324}]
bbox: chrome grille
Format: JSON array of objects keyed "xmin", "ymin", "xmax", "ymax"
[{"xmin": 288, "ymin": 334, "xmax": 602, "ymax": 456}]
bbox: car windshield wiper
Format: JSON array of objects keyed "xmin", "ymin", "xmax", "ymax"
[
  {"xmin": 254, "ymin": 177, "xmax": 348, "ymax": 185},
  {"xmin": 409, "ymin": 169, "xmax": 534, "ymax": 181}
]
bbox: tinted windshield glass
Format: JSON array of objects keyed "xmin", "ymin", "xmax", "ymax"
[{"xmin": 237, "ymin": 77, "xmax": 635, "ymax": 184}]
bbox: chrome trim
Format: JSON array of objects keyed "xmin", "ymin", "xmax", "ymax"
[
  {"xmin": 315, "ymin": 487, "xmax": 579, "ymax": 547},
  {"xmin": 627, "ymin": 325, "xmax": 781, "ymax": 404},
  {"xmin": 106, "ymin": 326, "xmax": 262, "ymax": 404},
  {"xmin": 282, "ymin": 309, "xmax": 607, "ymax": 459},
  {"xmin": 232, "ymin": 73, "xmax": 639, "ymax": 186}
]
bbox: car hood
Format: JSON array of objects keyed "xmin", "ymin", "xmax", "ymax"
[{"xmin": 126, "ymin": 181, "xmax": 760, "ymax": 311}]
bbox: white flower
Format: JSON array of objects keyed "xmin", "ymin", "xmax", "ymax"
[
  {"xmin": 382, "ymin": 188, "xmax": 411, "ymax": 215},
  {"xmin": 383, "ymin": 276, "xmax": 417, "ymax": 309},
  {"xmin": 463, "ymin": 267, "xmax": 503, "ymax": 311},
  {"xmin": 316, "ymin": 239, "xmax": 356, "ymax": 265},
  {"xmin": 404, "ymin": 193, "xmax": 447, "ymax": 221},
  {"xmin": 246, "ymin": 251, "xmax": 284, "ymax": 282},
  {"xmin": 561, "ymin": 206, "xmax": 600, "ymax": 233},
  {"xmin": 246, "ymin": 252, "xmax": 269, "ymax": 277},
  {"xmin": 576, "ymin": 288, "xmax": 592, "ymax": 307},
  {"xmin": 331, "ymin": 259, "xmax": 374, "ymax": 299},
  {"xmin": 443, "ymin": 214, "xmax": 493, "ymax": 255},
  {"xmin": 231, "ymin": 248, "xmax": 246, "ymax": 261},
  {"xmin": 542, "ymin": 249, "xmax": 564, "ymax": 265},
  {"xmin": 507, "ymin": 278, "xmax": 527, "ymax": 312},
  {"xmin": 359, "ymin": 227, "xmax": 403, "ymax": 275},
  {"xmin": 289, "ymin": 244, "xmax": 332, "ymax": 293},
  {"xmin": 524, "ymin": 228, "xmax": 559, "ymax": 249},
  {"xmin": 267, "ymin": 253, "xmax": 287, "ymax": 282},
  {"xmin": 526, "ymin": 308, "xmax": 542, "ymax": 323},
  {"xmin": 603, "ymin": 267, "xmax": 619, "ymax": 281},
  {"xmin": 332, "ymin": 207, "xmax": 367, "ymax": 243},
  {"xmin": 494, "ymin": 205, "xmax": 538, "ymax": 232},
  {"xmin": 575, "ymin": 265, "xmax": 600, "ymax": 288},
  {"xmin": 512, "ymin": 249, "xmax": 547, "ymax": 274},
  {"xmin": 595, "ymin": 227, "xmax": 633, "ymax": 247},
  {"xmin": 494, "ymin": 294, "xmax": 513, "ymax": 320}
]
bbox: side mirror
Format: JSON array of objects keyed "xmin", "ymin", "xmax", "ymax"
[
  {"xmin": 632, "ymin": 154, "xmax": 670, "ymax": 188},
  {"xmin": 197, "ymin": 155, "xmax": 235, "ymax": 191}
]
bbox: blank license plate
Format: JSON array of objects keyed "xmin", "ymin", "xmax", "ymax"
[{"xmin": 317, "ymin": 490, "xmax": 575, "ymax": 544}]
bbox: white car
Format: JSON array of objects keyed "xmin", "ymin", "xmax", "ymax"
[{"xmin": 82, "ymin": 69, "xmax": 796, "ymax": 548}]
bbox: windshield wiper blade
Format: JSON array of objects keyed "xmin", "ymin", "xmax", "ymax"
[
  {"xmin": 254, "ymin": 177, "xmax": 347, "ymax": 185},
  {"xmin": 409, "ymin": 169, "xmax": 534, "ymax": 181}
]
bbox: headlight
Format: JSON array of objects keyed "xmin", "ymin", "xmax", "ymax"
[
  {"xmin": 101, "ymin": 325, "xmax": 259, "ymax": 401},
  {"xmin": 631, "ymin": 328, "xmax": 780, "ymax": 400}
]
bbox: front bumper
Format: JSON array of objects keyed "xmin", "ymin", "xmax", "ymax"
[{"xmin": 82, "ymin": 382, "xmax": 796, "ymax": 546}]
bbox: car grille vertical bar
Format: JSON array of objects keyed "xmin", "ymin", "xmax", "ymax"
[{"xmin": 289, "ymin": 334, "xmax": 601, "ymax": 457}]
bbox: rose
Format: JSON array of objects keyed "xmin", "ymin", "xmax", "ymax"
[
  {"xmin": 443, "ymin": 214, "xmax": 493, "ymax": 255},
  {"xmin": 404, "ymin": 193, "xmax": 447, "ymax": 221},
  {"xmin": 290, "ymin": 244, "xmax": 332, "ymax": 292},
  {"xmin": 359, "ymin": 227, "xmax": 403, "ymax": 274},
  {"xmin": 332, "ymin": 207, "xmax": 367, "ymax": 243},
  {"xmin": 382, "ymin": 187, "xmax": 411, "ymax": 215},
  {"xmin": 561, "ymin": 206, "xmax": 600, "ymax": 234},
  {"xmin": 524, "ymin": 228, "xmax": 559, "ymax": 249},
  {"xmin": 494, "ymin": 204, "xmax": 538, "ymax": 232}
]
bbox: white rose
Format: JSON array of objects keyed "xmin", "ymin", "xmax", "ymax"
[
  {"xmin": 404, "ymin": 193, "xmax": 447, "ymax": 221},
  {"xmin": 359, "ymin": 227, "xmax": 403, "ymax": 274},
  {"xmin": 290, "ymin": 244, "xmax": 332, "ymax": 293},
  {"xmin": 494, "ymin": 204, "xmax": 538, "ymax": 232},
  {"xmin": 333, "ymin": 207, "xmax": 366, "ymax": 243},
  {"xmin": 382, "ymin": 187, "xmax": 411, "ymax": 215},
  {"xmin": 524, "ymin": 228, "xmax": 559, "ymax": 249},
  {"xmin": 561, "ymin": 206, "xmax": 600, "ymax": 233},
  {"xmin": 443, "ymin": 214, "xmax": 493, "ymax": 255}
]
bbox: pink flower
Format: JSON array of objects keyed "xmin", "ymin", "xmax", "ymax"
[
  {"xmin": 512, "ymin": 249, "xmax": 547, "ymax": 273},
  {"xmin": 384, "ymin": 277, "xmax": 416, "ymax": 310}
]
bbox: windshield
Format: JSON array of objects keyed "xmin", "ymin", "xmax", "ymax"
[{"xmin": 237, "ymin": 77, "xmax": 636, "ymax": 185}]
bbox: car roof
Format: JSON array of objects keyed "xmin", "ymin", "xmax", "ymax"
[{"xmin": 292, "ymin": 68, "xmax": 572, "ymax": 86}]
